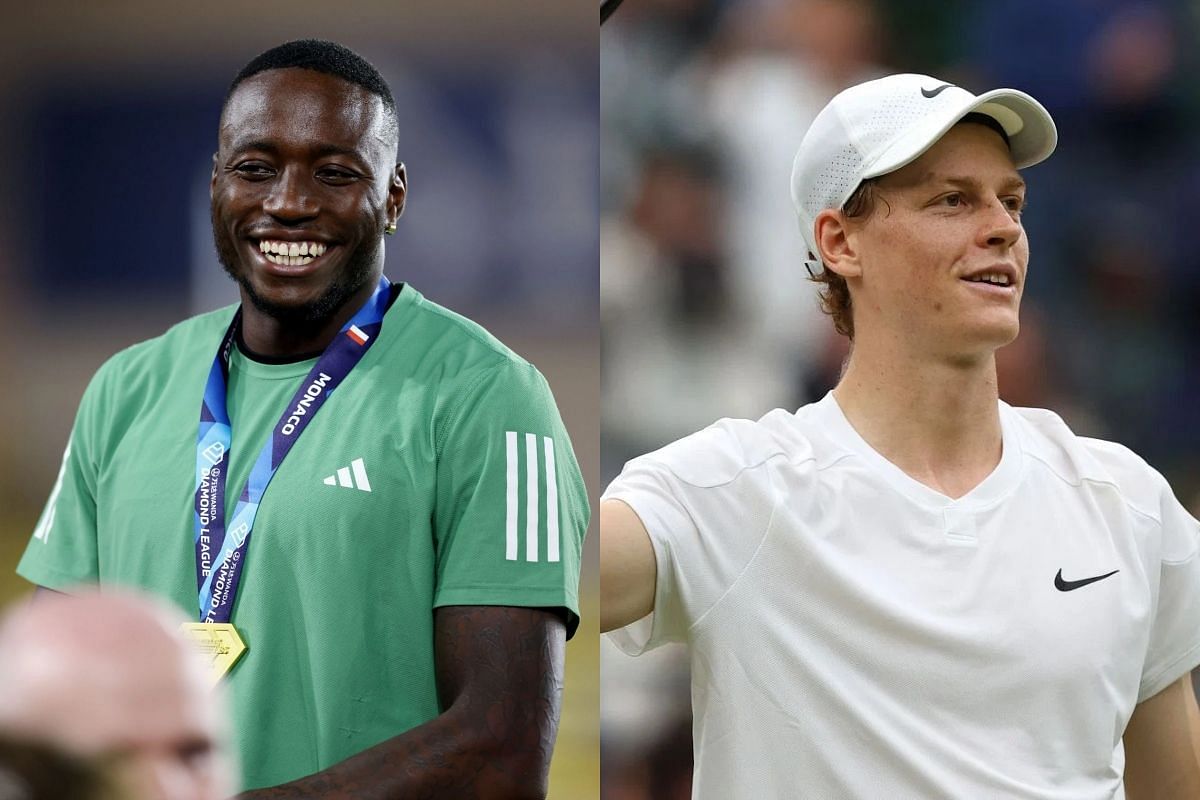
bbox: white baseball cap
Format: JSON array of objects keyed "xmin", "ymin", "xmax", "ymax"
[{"xmin": 791, "ymin": 73, "xmax": 1058, "ymax": 275}]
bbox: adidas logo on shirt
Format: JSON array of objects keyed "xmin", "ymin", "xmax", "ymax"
[{"xmin": 323, "ymin": 457, "xmax": 372, "ymax": 492}]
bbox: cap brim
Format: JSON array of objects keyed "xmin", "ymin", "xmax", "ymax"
[{"xmin": 861, "ymin": 87, "xmax": 1058, "ymax": 180}]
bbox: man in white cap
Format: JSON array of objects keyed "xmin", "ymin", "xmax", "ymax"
[
  {"xmin": 600, "ymin": 74, "xmax": 1200, "ymax": 798},
  {"xmin": 0, "ymin": 589, "xmax": 236, "ymax": 800}
]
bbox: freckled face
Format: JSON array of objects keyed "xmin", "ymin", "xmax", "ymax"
[
  {"xmin": 210, "ymin": 68, "xmax": 402, "ymax": 326},
  {"xmin": 848, "ymin": 123, "xmax": 1029, "ymax": 358}
]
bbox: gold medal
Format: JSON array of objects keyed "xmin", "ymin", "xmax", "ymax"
[{"xmin": 180, "ymin": 622, "xmax": 247, "ymax": 685}]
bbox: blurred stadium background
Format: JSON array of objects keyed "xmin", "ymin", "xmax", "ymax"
[
  {"xmin": 0, "ymin": 2, "xmax": 597, "ymax": 798},
  {"xmin": 600, "ymin": 0, "xmax": 1200, "ymax": 796}
]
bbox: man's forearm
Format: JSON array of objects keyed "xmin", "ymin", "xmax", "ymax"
[
  {"xmin": 1123, "ymin": 674, "xmax": 1200, "ymax": 800},
  {"xmin": 239, "ymin": 705, "xmax": 544, "ymax": 800},
  {"xmin": 240, "ymin": 606, "xmax": 565, "ymax": 800}
]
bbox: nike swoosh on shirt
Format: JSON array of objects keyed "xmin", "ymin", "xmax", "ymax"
[
  {"xmin": 921, "ymin": 83, "xmax": 955, "ymax": 98},
  {"xmin": 1054, "ymin": 568, "xmax": 1119, "ymax": 592}
]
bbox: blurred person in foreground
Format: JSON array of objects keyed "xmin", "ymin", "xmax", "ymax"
[
  {"xmin": 0, "ymin": 589, "xmax": 233, "ymax": 800},
  {"xmin": 16, "ymin": 39, "xmax": 589, "ymax": 797},
  {"xmin": 600, "ymin": 73, "xmax": 1200, "ymax": 797}
]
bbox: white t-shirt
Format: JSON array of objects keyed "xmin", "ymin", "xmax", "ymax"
[{"xmin": 605, "ymin": 393, "xmax": 1200, "ymax": 800}]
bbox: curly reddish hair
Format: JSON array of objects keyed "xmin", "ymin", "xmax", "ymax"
[{"xmin": 808, "ymin": 178, "xmax": 883, "ymax": 340}]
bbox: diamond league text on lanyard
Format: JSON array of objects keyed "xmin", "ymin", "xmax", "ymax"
[{"xmin": 193, "ymin": 277, "xmax": 390, "ymax": 625}]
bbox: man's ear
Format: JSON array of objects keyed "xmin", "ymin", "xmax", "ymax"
[
  {"xmin": 388, "ymin": 162, "xmax": 407, "ymax": 224},
  {"xmin": 210, "ymin": 153, "xmax": 219, "ymax": 198},
  {"xmin": 814, "ymin": 208, "xmax": 862, "ymax": 279}
]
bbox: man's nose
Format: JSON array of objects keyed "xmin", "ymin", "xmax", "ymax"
[
  {"xmin": 980, "ymin": 198, "xmax": 1021, "ymax": 250},
  {"xmin": 262, "ymin": 166, "xmax": 318, "ymax": 222}
]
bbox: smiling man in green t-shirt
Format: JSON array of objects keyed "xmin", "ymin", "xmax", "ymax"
[{"xmin": 18, "ymin": 39, "xmax": 588, "ymax": 797}]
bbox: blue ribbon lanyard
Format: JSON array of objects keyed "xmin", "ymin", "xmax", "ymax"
[{"xmin": 192, "ymin": 277, "xmax": 390, "ymax": 623}]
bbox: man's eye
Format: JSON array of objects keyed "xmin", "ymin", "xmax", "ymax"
[
  {"xmin": 234, "ymin": 163, "xmax": 273, "ymax": 178},
  {"xmin": 318, "ymin": 168, "xmax": 358, "ymax": 183},
  {"xmin": 942, "ymin": 193, "xmax": 963, "ymax": 207},
  {"xmin": 1003, "ymin": 196, "xmax": 1026, "ymax": 213}
]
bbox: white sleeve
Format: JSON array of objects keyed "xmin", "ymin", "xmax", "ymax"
[
  {"xmin": 602, "ymin": 423, "xmax": 778, "ymax": 655},
  {"xmin": 1137, "ymin": 473, "xmax": 1200, "ymax": 702}
]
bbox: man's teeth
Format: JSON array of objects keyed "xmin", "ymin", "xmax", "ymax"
[
  {"xmin": 966, "ymin": 273, "xmax": 1011, "ymax": 286},
  {"xmin": 258, "ymin": 240, "xmax": 327, "ymax": 266}
]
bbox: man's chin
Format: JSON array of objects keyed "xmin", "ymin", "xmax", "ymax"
[
  {"xmin": 985, "ymin": 310, "xmax": 1021, "ymax": 347},
  {"xmin": 233, "ymin": 266, "xmax": 378, "ymax": 329},
  {"xmin": 240, "ymin": 279, "xmax": 339, "ymax": 327},
  {"xmin": 963, "ymin": 320, "xmax": 1021, "ymax": 361}
]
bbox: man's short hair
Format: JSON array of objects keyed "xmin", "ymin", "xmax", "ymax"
[{"xmin": 223, "ymin": 39, "xmax": 399, "ymax": 150}]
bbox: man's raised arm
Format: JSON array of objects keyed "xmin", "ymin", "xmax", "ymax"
[{"xmin": 599, "ymin": 499, "xmax": 656, "ymax": 633}]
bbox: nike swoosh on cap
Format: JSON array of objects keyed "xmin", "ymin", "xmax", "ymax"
[
  {"xmin": 921, "ymin": 83, "xmax": 955, "ymax": 98},
  {"xmin": 1054, "ymin": 568, "xmax": 1119, "ymax": 592}
]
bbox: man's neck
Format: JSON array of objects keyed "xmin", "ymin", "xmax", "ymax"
[
  {"xmin": 238, "ymin": 278, "xmax": 380, "ymax": 359},
  {"xmin": 832, "ymin": 332, "xmax": 1003, "ymax": 500}
]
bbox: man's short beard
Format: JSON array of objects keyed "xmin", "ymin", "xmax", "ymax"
[{"xmin": 211, "ymin": 209, "xmax": 382, "ymax": 328}]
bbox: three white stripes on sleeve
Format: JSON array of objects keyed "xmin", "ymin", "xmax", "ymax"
[{"xmin": 505, "ymin": 431, "xmax": 559, "ymax": 563}]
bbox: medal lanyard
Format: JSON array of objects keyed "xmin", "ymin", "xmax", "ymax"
[{"xmin": 192, "ymin": 277, "xmax": 390, "ymax": 623}]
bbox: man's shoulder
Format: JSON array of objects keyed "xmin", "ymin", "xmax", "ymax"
[
  {"xmin": 97, "ymin": 306, "xmax": 235, "ymax": 382},
  {"xmin": 395, "ymin": 287, "xmax": 534, "ymax": 378},
  {"xmin": 1008, "ymin": 404, "xmax": 1168, "ymax": 516},
  {"xmin": 82, "ymin": 307, "xmax": 234, "ymax": 405},
  {"xmin": 631, "ymin": 406, "xmax": 826, "ymax": 490}
]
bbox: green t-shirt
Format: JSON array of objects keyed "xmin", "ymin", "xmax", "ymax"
[{"xmin": 17, "ymin": 284, "xmax": 589, "ymax": 790}]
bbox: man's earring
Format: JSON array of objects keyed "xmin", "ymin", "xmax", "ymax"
[{"xmin": 385, "ymin": 221, "xmax": 397, "ymax": 235}]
